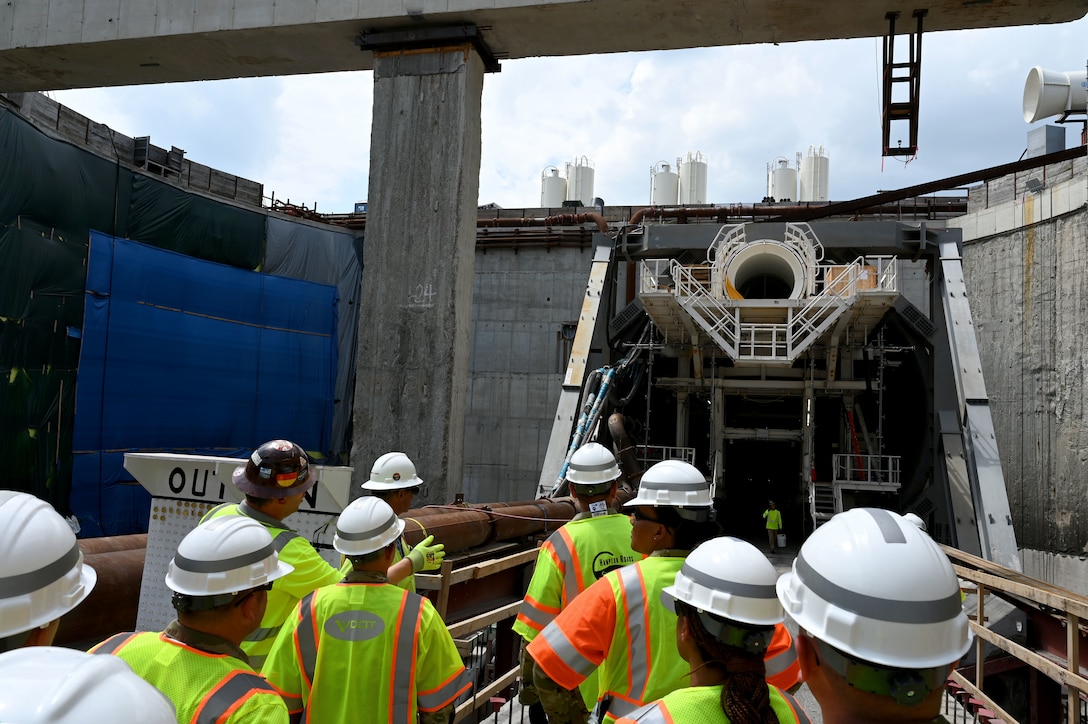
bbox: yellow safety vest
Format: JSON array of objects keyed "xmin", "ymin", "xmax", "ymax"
[
  {"xmin": 92, "ymin": 631, "xmax": 289, "ymax": 724},
  {"xmin": 514, "ymin": 513, "xmax": 642, "ymax": 709},
  {"xmin": 262, "ymin": 576, "xmax": 471, "ymax": 723},
  {"xmin": 613, "ymin": 684, "xmax": 813, "ymax": 723},
  {"xmin": 527, "ymin": 555, "xmax": 689, "ymax": 722},
  {"xmin": 202, "ymin": 502, "xmax": 343, "ymax": 668}
]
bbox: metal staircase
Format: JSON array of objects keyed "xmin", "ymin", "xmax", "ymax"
[
  {"xmin": 809, "ymin": 481, "xmax": 839, "ymax": 526},
  {"xmin": 670, "ymin": 257, "xmax": 880, "ymax": 364}
]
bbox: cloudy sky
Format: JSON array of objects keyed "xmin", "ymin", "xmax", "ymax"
[{"xmin": 54, "ymin": 15, "xmax": 1088, "ymax": 214}]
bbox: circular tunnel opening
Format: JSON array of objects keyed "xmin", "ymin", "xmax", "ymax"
[
  {"xmin": 727, "ymin": 242, "xmax": 804, "ymax": 299},
  {"xmin": 738, "ymin": 273, "xmax": 794, "ymax": 299}
]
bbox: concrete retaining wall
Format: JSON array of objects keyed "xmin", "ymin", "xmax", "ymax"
[
  {"xmin": 959, "ymin": 182, "xmax": 1088, "ymax": 583},
  {"xmin": 463, "ymin": 245, "xmax": 593, "ymax": 503}
]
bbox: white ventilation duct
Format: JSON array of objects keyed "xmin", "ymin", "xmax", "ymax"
[{"xmin": 1023, "ymin": 66, "xmax": 1088, "ymax": 124}]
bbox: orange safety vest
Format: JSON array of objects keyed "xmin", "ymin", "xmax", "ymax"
[
  {"xmin": 527, "ymin": 555, "xmax": 689, "ymax": 722},
  {"xmin": 765, "ymin": 624, "xmax": 802, "ymax": 691},
  {"xmin": 514, "ymin": 513, "xmax": 642, "ymax": 710}
]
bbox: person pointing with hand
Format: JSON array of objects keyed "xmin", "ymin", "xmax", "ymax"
[{"xmin": 344, "ymin": 452, "xmax": 445, "ymax": 590}]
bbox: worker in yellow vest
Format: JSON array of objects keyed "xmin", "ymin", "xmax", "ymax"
[
  {"xmin": 514, "ymin": 442, "xmax": 644, "ymax": 722},
  {"xmin": 528, "ymin": 459, "xmax": 722, "ymax": 723},
  {"xmin": 777, "ymin": 508, "xmax": 972, "ymax": 724},
  {"xmin": 613, "ymin": 536, "xmax": 812, "ymax": 723},
  {"xmin": 92, "ymin": 516, "xmax": 295, "ymax": 723},
  {"xmin": 263, "ymin": 495, "xmax": 471, "ymax": 724},
  {"xmin": 201, "ymin": 439, "xmax": 344, "ymax": 668},
  {"xmin": 340, "ymin": 451, "xmax": 446, "ymax": 592},
  {"xmin": 0, "ymin": 647, "xmax": 177, "ymax": 722},
  {"xmin": 763, "ymin": 500, "xmax": 783, "ymax": 554},
  {"xmin": 0, "ymin": 491, "xmax": 96, "ymax": 652}
]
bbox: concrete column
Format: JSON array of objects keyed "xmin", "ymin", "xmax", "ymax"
[{"xmin": 351, "ymin": 45, "xmax": 484, "ymax": 505}]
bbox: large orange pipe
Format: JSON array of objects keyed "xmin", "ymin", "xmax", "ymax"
[
  {"xmin": 51, "ymin": 494, "xmax": 623, "ymax": 645},
  {"xmin": 55, "ymin": 539, "xmax": 146, "ymax": 647},
  {"xmin": 403, "ymin": 499, "xmax": 578, "ymax": 551}
]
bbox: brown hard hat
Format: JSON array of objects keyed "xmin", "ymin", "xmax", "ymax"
[{"xmin": 232, "ymin": 440, "xmax": 315, "ymax": 498}]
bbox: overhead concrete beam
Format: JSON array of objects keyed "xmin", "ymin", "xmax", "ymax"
[{"xmin": 0, "ymin": 0, "xmax": 1085, "ymax": 91}]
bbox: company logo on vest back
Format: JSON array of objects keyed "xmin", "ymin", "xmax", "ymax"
[
  {"xmin": 324, "ymin": 611, "xmax": 386, "ymax": 641},
  {"xmin": 592, "ymin": 551, "xmax": 636, "ymax": 579}
]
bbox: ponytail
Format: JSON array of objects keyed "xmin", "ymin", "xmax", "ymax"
[{"xmin": 678, "ymin": 603, "xmax": 778, "ymax": 724}]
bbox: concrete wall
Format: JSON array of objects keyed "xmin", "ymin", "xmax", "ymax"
[
  {"xmin": 462, "ymin": 244, "xmax": 593, "ymax": 503},
  {"xmin": 956, "ymin": 176, "xmax": 1088, "ymax": 591}
]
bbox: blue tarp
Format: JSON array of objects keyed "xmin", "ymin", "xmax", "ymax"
[{"xmin": 72, "ymin": 232, "xmax": 338, "ymax": 535}]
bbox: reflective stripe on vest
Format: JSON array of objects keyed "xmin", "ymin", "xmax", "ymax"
[
  {"xmin": 418, "ymin": 667, "xmax": 471, "ymax": 712},
  {"xmin": 617, "ymin": 702, "xmax": 670, "ymax": 724},
  {"xmin": 295, "ymin": 592, "xmax": 320, "ymax": 687},
  {"xmin": 539, "ymin": 619, "xmax": 598, "ymax": 679},
  {"xmin": 516, "ymin": 594, "xmax": 560, "ymax": 632},
  {"xmin": 245, "ymin": 625, "xmax": 280, "ymax": 643},
  {"xmin": 551, "ymin": 528, "xmax": 582, "ymax": 607},
  {"xmin": 194, "ymin": 670, "xmax": 279, "ymax": 724},
  {"xmin": 617, "ymin": 564, "xmax": 651, "ymax": 704},
  {"xmin": 294, "ymin": 588, "xmax": 427, "ymax": 723},
  {"xmin": 92, "ymin": 632, "xmax": 139, "ymax": 656},
  {"xmin": 390, "ymin": 594, "xmax": 424, "ymax": 721},
  {"xmin": 765, "ymin": 637, "xmax": 799, "ymax": 681},
  {"xmin": 778, "ymin": 689, "xmax": 813, "ymax": 724}
]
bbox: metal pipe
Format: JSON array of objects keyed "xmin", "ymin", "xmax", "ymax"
[
  {"xmin": 49, "ymin": 493, "xmax": 612, "ymax": 645},
  {"xmin": 55, "ymin": 547, "xmax": 145, "ymax": 647},
  {"xmin": 402, "ymin": 499, "xmax": 578, "ymax": 551},
  {"xmin": 477, "ymin": 212, "xmax": 609, "ymax": 234},
  {"xmin": 609, "ymin": 412, "xmax": 644, "ymax": 490},
  {"xmin": 77, "ymin": 533, "xmax": 147, "ymax": 555}
]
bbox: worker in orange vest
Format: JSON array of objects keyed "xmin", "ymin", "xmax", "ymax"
[{"xmin": 527, "ymin": 459, "xmax": 721, "ymax": 723}]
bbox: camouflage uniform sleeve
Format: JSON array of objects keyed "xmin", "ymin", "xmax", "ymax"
[
  {"xmin": 418, "ymin": 703, "xmax": 454, "ymax": 724},
  {"xmin": 534, "ymin": 661, "xmax": 590, "ymax": 724}
]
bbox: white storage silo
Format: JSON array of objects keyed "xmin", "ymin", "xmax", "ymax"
[
  {"xmin": 565, "ymin": 156, "xmax": 595, "ymax": 206},
  {"xmin": 541, "ymin": 166, "xmax": 567, "ymax": 208},
  {"xmin": 678, "ymin": 151, "xmax": 708, "ymax": 204},
  {"xmin": 799, "ymin": 146, "xmax": 830, "ymax": 202},
  {"xmin": 651, "ymin": 161, "xmax": 679, "ymax": 205},
  {"xmin": 767, "ymin": 157, "xmax": 797, "ymax": 202}
]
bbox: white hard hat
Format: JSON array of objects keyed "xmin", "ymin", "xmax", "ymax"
[
  {"xmin": 903, "ymin": 512, "xmax": 927, "ymax": 533},
  {"xmin": 165, "ymin": 516, "xmax": 293, "ymax": 605},
  {"xmin": 565, "ymin": 442, "xmax": 620, "ymax": 494},
  {"xmin": 623, "ymin": 459, "xmax": 713, "ymax": 520},
  {"xmin": 361, "ymin": 452, "xmax": 423, "ymax": 491},
  {"xmin": 0, "ymin": 646, "xmax": 176, "ymax": 723},
  {"xmin": 0, "ymin": 491, "xmax": 97, "ymax": 638},
  {"xmin": 663, "ymin": 536, "xmax": 783, "ymax": 627},
  {"xmin": 335, "ymin": 496, "xmax": 405, "ymax": 556},
  {"xmin": 776, "ymin": 507, "xmax": 971, "ymax": 670}
]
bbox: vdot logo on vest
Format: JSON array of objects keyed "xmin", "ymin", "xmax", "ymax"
[
  {"xmin": 592, "ymin": 550, "xmax": 636, "ymax": 579},
  {"xmin": 324, "ymin": 611, "xmax": 386, "ymax": 641}
]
